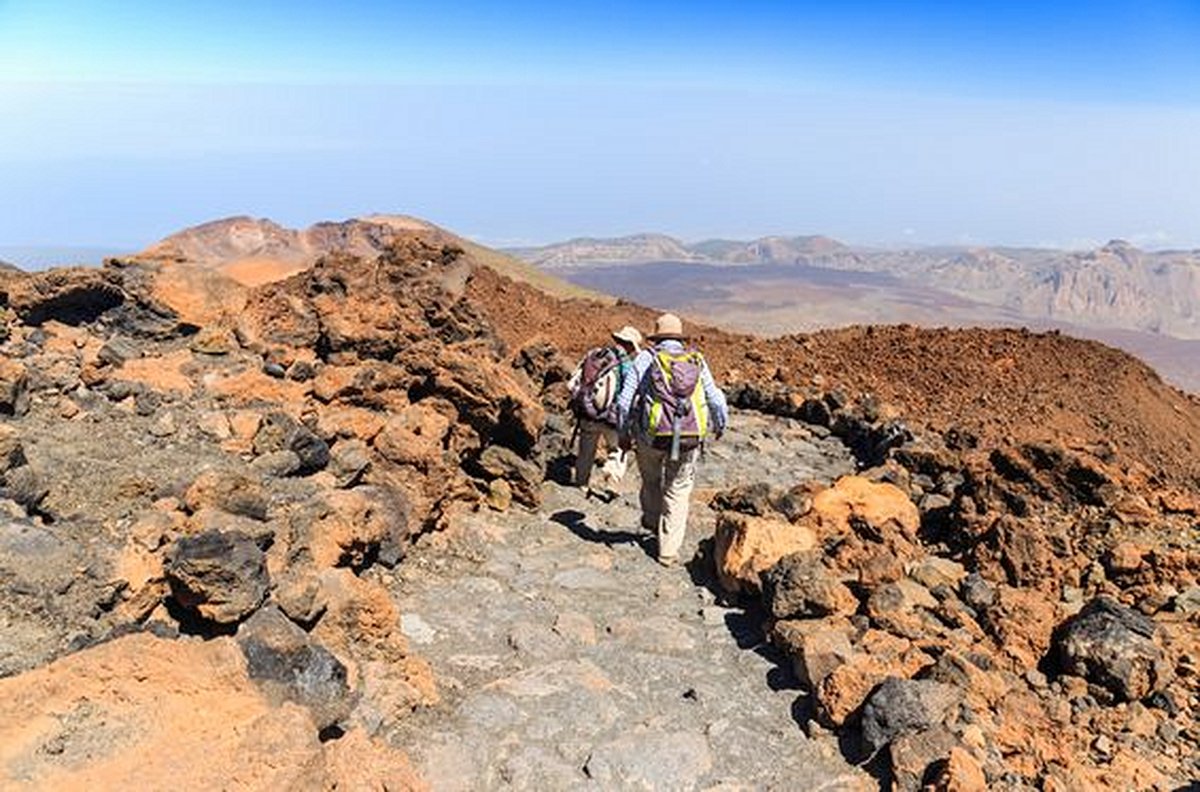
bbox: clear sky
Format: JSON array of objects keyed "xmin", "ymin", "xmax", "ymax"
[{"xmin": 2, "ymin": 0, "xmax": 1199, "ymax": 251}]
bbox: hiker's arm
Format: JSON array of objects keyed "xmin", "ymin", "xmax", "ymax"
[{"xmin": 700, "ymin": 362, "xmax": 728, "ymax": 436}]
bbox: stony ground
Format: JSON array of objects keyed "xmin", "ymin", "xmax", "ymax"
[{"xmin": 388, "ymin": 409, "xmax": 873, "ymax": 790}]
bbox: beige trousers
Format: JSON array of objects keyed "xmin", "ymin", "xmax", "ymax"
[
  {"xmin": 575, "ymin": 419, "xmax": 629, "ymax": 488},
  {"xmin": 635, "ymin": 443, "xmax": 699, "ymax": 561}
]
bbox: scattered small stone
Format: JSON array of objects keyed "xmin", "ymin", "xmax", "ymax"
[
  {"xmin": 135, "ymin": 390, "xmax": 162, "ymax": 416},
  {"xmin": 97, "ymin": 337, "xmax": 140, "ymax": 366},
  {"xmin": 959, "ymin": 573, "xmax": 995, "ymax": 610},
  {"xmin": 189, "ymin": 325, "xmax": 238, "ymax": 355},
  {"xmin": 250, "ymin": 450, "xmax": 302, "ymax": 478},
  {"xmin": 0, "ymin": 466, "xmax": 49, "ymax": 513},
  {"xmin": 486, "ymin": 478, "xmax": 512, "ymax": 511},
  {"xmin": 148, "ymin": 412, "xmax": 176, "ymax": 437},
  {"xmin": 0, "ymin": 359, "xmax": 30, "ymax": 416},
  {"xmin": 1174, "ymin": 585, "xmax": 1200, "ymax": 614},
  {"xmin": 262, "ymin": 361, "xmax": 287, "ymax": 379},
  {"xmin": 909, "ymin": 557, "xmax": 966, "ymax": 590},
  {"xmin": 329, "ymin": 440, "xmax": 370, "ymax": 488},
  {"xmin": 0, "ymin": 426, "xmax": 26, "ymax": 473},
  {"xmin": 287, "ymin": 360, "xmax": 317, "ymax": 382}
]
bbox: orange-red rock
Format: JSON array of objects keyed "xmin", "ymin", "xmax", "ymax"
[{"xmin": 713, "ymin": 512, "xmax": 817, "ymax": 594}]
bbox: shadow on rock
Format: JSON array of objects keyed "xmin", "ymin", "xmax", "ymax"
[{"xmin": 550, "ymin": 509, "xmax": 652, "ymax": 558}]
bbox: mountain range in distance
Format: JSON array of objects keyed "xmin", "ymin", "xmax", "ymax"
[{"xmin": 509, "ymin": 232, "xmax": 1200, "ymax": 392}]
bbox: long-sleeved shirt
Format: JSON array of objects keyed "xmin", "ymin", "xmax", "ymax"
[{"xmin": 616, "ymin": 339, "xmax": 728, "ymax": 438}]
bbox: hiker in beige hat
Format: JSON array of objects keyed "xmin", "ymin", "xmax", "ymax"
[
  {"xmin": 615, "ymin": 313, "xmax": 728, "ymax": 566},
  {"xmin": 566, "ymin": 325, "xmax": 644, "ymax": 497}
]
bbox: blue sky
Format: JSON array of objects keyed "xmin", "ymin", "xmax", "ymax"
[{"xmin": 2, "ymin": 1, "xmax": 1199, "ymax": 252}]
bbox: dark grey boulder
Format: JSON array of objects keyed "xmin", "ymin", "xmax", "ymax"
[
  {"xmin": 860, "ymin": 677, "xmax": 960, "ymax": 753},
  {"xmin": 1050, "ymin": 596, "xmax": 1170, "ymax": 702},
  {"xmin": 761, "ymin": 552, "xmax": 857, "ymax": 620},
  {"xmin": 164, "ymin": 530, "xmax": 268, "ymax": 624},
  {"xmin": 236, "ymin": 605, "xmax": 352, "ymax": 730}
]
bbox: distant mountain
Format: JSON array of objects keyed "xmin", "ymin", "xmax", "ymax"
[
  {"xmin": 0, "ymin": 259, "xmax": 20, "ymax": 273},
  {"xmin": 510, "ymin": 234, "xmax": 1200, "ymax": 340},
  {"xmin": 507, "ymin": 233, "xmax": 702, "ymax": 267},
  {"xmin": 511, "ymin": 233, "xmax": 860, "ymax": 268}
]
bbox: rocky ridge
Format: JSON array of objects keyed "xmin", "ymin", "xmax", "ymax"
[{"xmin": 0, "ymin": 217, "xmax": 1197, "ymax": 789}]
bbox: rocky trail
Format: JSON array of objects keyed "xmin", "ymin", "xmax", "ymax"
[
  {"xmin": 1, "ymin": 222, "xmax": 1198, "ymax": 790},
  {"xmin": 389, "ymin": 409, "xmax": 872, "ymax": 790}
]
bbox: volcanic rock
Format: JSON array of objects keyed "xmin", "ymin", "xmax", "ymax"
[
  {"xmin": 476, "ymin": 444, "xmax": 543, "ymax": 506},
  {"xmin": 236, "ymin": 605, "xmax": 352, "ymax": 730},
  {"xmin": 293, "ymin": 485, "xmax": 410, "ymax": 571},
  {"xmin": 0, "ymin": 358, "xmax": 29, "ymax": 416},
  {"xmin": 761, "ymin": 552, "xmax": 858, "ymax": 619},
  {"xmin": 771, "ymin": 617, "xmax": 856, "ymax": 688},
  {"xmin": 184, "ymin": 469, "xmax": 269, "ymax": 521},
  {"xmin": 0, "ymin": 465, "xmax": 49, "ymax": 514},
  {"xmin": 1051, "ymin": 597, "xmax": 1170, "ymax": 702},
  {"xmin": 0, "ymin": 425, "xmax": 25, "ymax": 474},
  {"xmin": 714, "ymin": 512, "xmax": 817, "ymax": 594},
  {"xmin": 859, "ymin": 677, "xmax": 960, "ymax": 753},
  {"xmin": 164, "ymin": 530, "xmax": 269, "ymax": 624}
]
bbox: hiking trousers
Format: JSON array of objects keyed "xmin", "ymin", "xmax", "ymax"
[
  {"xmin": 635, "ymin": 443, "xmax": 700, "ymax": 562},
  {"xmin": 575, "ymin": 419, "xmax": 628, "ymax": 488}
]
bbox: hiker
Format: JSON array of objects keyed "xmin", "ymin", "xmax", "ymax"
[
  {"xmin": 616, "ymin": 313, "xmax": 727, "ymax": 566},
  {"xmin": 567, "ymin": 325, "xmax": 644, "ymax": 495}
]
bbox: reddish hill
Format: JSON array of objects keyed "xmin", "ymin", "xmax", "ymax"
[{"xmin": 467, "ymin": 265, "xmax": 1200, "ymax": 488}]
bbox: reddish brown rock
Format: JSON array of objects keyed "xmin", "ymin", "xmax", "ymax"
[
  {"xmin": 810, "ymin": 475, "xmax": 920, "ymax": 543},
  {"xmin": 713, "ymin": 512, "xmax": 817, "ymax": 595},
  {"xmin": 297, "ymin": 486, "xmax": 410, "ymax": 571},
  {"xmin": 932, "ymin": 747, "xmax": 987, "ymax": 792}
]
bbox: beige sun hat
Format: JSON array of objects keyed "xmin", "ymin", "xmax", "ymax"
[
  {"xmin": 611, "ymin": 325, "xmax": 643, "ymax": 347},
  {"xmin": 648, "ymin": 313, "xmax": 685, "ymax": 340}
]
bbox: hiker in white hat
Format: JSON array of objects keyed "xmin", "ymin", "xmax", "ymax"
[
  {"xmin": 615, "ymin": 313, "xmax": 728, "ymax": 566},
  {"xmin": 566, "ymin": 325, "xmax": 645, "ymax": 497}
]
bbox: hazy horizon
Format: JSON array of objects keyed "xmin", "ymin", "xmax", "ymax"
[{"xmin": 3, "ymin": 1, "xmax": 1199, "ymax": 251}]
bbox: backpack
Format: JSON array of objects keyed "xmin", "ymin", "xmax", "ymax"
[
  {"xmin": 570, "ymin": 346, "xmax": 624, "ymax": 425},
  {"xmin": 644, "ymin": 348, "xmax": 710, "ymax": 459}
]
